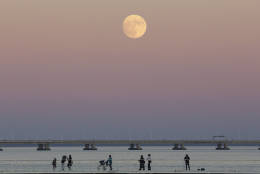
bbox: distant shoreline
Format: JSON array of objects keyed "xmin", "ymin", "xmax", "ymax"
[
  {"xmin": 0, "ymin": 172, "xmax": 259, "ymax": 174},
  {"xmin": 1, "ymin": 144, "xmax": 260, "ymax": 147}
]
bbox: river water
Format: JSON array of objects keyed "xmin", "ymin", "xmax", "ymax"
[{"xmin": 0, "ymin": 146, "xmax": 259, "ymax": 173}]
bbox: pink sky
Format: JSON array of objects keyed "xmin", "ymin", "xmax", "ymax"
[{"xmin": 0, "ymin": 0, "xmax": 260, "ymax": 139}]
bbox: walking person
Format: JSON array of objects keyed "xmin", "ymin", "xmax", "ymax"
[
  {"xmin": 52, "ymin": 158, "xmax": 57, "ymax": 170},
  {"xmin": 184, "ymin": 154, "xmax": 190, "ymax": 171},
  {"xmin": 147, "ymin": 154, "xmax": 152, "ymax": 170},
  {"xmin": 61, "ymin": 155, "xmax": 67, "ymax": 170},
  {"xmin": 107, "ymin": 155, "xmax": 113, "ymax": 170},
  {"xmin": 139, "ymin": 155, "xmax": 145, "ymax": 170}
]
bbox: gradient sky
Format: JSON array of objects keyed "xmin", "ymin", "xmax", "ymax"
[{"xmin": 0, "ymin": 0, "xmax": 260, "ymax": 140}]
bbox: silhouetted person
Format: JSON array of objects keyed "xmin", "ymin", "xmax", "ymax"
[
  {"xmin": 52, "ymin": 158, "xmax": 57, "ymax": 170},
  {"xmin": 147, "ymin": 154, "xmax": 152, "ymax": 170},
  {"xmin": 184, "ymin": 154, "xmax": 190, "ymax": 171},
  {"xmin": 61, "ymin": 155, "xmax": 67, "ymax": 170},
  {"xmin": 107, "ymin": 155, "xmax": 112, "ymax": 170},
  {"xmin": 67, "ymin": 154, "xmax": 73, "ymax": 169},
  {"xmin": 139, "ymin": 155, "xmax": 145, "ymax": 170}
]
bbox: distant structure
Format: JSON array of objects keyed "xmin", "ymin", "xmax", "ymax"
[
  {"xmin": 0, "ymin": 138, "xmax": 260, "ymax": 151},
  {"xmin": 37, "ymin": 143, "xmax": 51, "ymax": 151},
  {"xmin": 213, "ymin": 136, "xmax": 230, "ymax": 150},
  {"xmin": 172, "ymin": 144, "xmax": 187, "ymax": 150},
  {"xmin": 128, "ymin": 144, "xmax": 142, "ymax": 150},
  {"xmin": 83, "ymin": 144, "xmax": 97, "ymax": 150}
]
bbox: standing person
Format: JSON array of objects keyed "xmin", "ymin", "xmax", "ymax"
[
  {"xmin": 67, "ymin": 154, "xmax": 73, "ymax": 170},
  {"xmin": 61, "ymin": 155, "xmax": 67, "ymax": 170},
  {"xmin": 139, "ymin": 155, "xmax": 145, "ymax": 170},
  {"xmin": 52, "ymin": 158, "xmax": 57, "ymax": 170},
  {"xmin": 147, "ymin": 154, "xmax": 152, "ymax": 170},
  {"xmin": 107, "ymin": 155, "xmax": 113, "ymax": 170},
  {"xmin": 184, "ymin": 154, "xmax": 190, "ymax": 171}
]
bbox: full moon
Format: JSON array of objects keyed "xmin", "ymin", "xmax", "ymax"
[{"xmin": 123, "ymin": 15, "xmax": 147, "ymax": 39}]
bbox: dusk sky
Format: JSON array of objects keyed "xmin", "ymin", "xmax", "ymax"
[{"xmin": 0, "ymin": 0, "xmax": 260, "ymax": 140}]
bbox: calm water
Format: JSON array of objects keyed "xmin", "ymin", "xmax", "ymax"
[{"xmin": 0, "ymin": 146, "xmax": 259, "ymax": 173}]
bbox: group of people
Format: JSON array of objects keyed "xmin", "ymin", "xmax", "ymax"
[
  {"xmin": 52, "ymin": 154, "xmax": 73, "ymax": 170},
  {"xmin": 51, "ymin": 154, "xmax": 191, "ymax": 171},
  {"xmin": 139, "ymin": 154, "xmax": 190, "ymax": 171},
  {"xmin": 98, "ymin": 155, "xmax": 113, "ymax": 171},
  {"xmin": 138, "ymin": 154, "xmax": 152, "ymax": 170}
]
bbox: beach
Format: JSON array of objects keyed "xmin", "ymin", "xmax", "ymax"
[{"xmin": 0, "ymin": 146, "xmax": 259, "ymax": 173}]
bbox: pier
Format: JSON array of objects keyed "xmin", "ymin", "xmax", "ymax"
[{"xmin": 0, "ymin": 139, "xmax": 260, "ymax": 151}]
